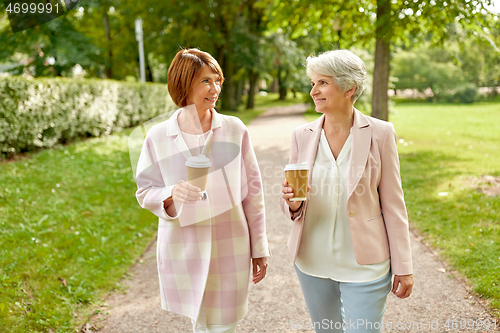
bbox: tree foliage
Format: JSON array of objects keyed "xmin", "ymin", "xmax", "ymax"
[
  {"xmin": 268, "ymin": 0, "xmax": 497, "ymax": 119},
  {"xmin": 392, "ymin": 19, "xmax": 500, "ymax": 102},
  {"xmin": 1, "ymin": 0, "xmax": 498, "ymax": 112},
  {"xmin": 0, "ymin": 10, "xmax": 102, "ymax": 77},
  {"xmin": 393, "ymin": 49, "xmax": 463, "ymax": 95}
]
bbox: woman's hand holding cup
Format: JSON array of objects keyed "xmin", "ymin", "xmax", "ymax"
[
  {"xmin": 282, "ymin": 180, "xmax": 311, "ymax": 212},
  {"xmin": 172, "ymin": 180, "xmax": 203, "ymax": 204}
]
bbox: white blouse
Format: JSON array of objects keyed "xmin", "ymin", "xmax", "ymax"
[
  {"xmin": 295, "ymin": 129, "xmax": 390, "ymax": 283},
  {"xmin": 180, "ymin": 130, "xmax": 210, "ymax": 155}
]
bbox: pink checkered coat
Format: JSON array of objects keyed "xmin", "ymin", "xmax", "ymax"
[{"xmin": 135, "ymin": 109, "xmax": 270, "ymax": 325}]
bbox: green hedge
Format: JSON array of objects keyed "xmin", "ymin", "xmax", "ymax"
[{"xmin": 0, "ymin": 76, "xmax": 176, "ymax": 158}]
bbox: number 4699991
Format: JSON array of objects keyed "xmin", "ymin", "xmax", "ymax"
[
  {"xmin": 444, "ymin": 318, "xmax": 497, "ymax": 330},
  {"xmin": 6, "ymin": 2, "xmax": 61, "ymax": 14}
]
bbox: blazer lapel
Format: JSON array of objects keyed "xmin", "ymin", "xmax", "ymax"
[
  {"xmin": 348, "ymin": 109, "xmax": 372, "ymax": 198},
  {"xmin": 301, "ymin": 114, "xmax": 324, "ymax": 185}
]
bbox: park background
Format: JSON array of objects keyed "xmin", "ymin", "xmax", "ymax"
[{"xmin": 0, "ymin": 0, "xmax": 500, "ymax": 332}]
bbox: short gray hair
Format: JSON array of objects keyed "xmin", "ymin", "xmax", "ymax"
[{"xmin": 306, "ymin": 50, "xmax": 366, "ymax": 103}]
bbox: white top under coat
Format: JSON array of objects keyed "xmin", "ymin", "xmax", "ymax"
[
  {"xmin": 295, "ymin": 129, "xmax": 390, "ymax": 283},
  {"xmin": 180, "ymin": 130, "xmax": 210, "ymax": 156}
]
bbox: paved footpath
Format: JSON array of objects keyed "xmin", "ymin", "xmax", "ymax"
[{"xmin": 85, "ymin": 105, "xmax": 499, "ymax": 332}]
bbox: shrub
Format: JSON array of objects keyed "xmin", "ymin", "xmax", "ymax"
[
  {"xmin": 0, "ymin": 76, "xmax": 176, "ymax": 159},
  {"xmin": 453, "ymin": 83, "xmax": 478, "ymax": 104},
  {"xmin": 392, "ymin": 49, "xmax": 464, "ymax": 102}
]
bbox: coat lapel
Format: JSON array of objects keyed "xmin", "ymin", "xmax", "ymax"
[
  {"xmin": 166, "ymin": 109, "xmax": 192, "ymax": 159},
  {"xmin": 348, "ymin": 109, "xmax": 372, "ymax": 198},
  {"xmin": 174, "ymin": 134, "xmax": 192, "ymax": 159},
  {"xmin": 167, "ymin": 108, "xmax": 222, "ymax": 160}
]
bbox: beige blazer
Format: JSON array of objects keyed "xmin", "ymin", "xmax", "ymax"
[{"xmin": 279, "ymin": 109, "xmax": 413, "ymax": 276}]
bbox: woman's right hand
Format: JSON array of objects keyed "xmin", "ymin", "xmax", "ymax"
[
  {"xmin": 282, "ymin": 180, "xmax": 309, "ymax": 212},
  {"xmin": 172, "ymin": 180, "xmax": 203, "ymax": 204}
]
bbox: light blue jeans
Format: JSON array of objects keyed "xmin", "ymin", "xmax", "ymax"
[{"xmin": 294, "ymin": 265, "xmax": 392, "ymax": 333}]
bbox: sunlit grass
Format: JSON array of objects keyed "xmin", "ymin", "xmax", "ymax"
[
  {"xmin": 306, "ymin": 102, "xmax": 500, "ymax": 314},
  {"xmin": 392, "ymin": 103, "xmax": 500, "ymax": 314}
]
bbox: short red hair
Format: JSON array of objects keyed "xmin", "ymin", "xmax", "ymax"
[{"xmin": 167, "ymin": 48, "xmax": 224, "ymax": 107}]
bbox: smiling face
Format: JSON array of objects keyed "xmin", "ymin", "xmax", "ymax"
[
  {"xmin": 309, "ymin": 71, "xmax": 349, "ymax": 113},
  {"xmin": 186, "ymin": 65, "xmax": 222, "ymax": 113}
]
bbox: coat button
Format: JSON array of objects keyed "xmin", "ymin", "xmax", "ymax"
[{"xmin": 348, "ymin": 210, "xmax": 355, "ymax": 217}]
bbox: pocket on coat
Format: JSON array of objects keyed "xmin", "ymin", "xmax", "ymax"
[{"xmin": 367, "ymin": 214, "xmax": 383, "ymax": 222}]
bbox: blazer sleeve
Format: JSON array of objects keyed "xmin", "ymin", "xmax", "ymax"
[
  {"xmin": 240, "ymin": 127, "xmax": 270, "ymax": 258},
  {"xmin": 379, "ymin": 123, "xmax": 413, "ymax": 276},
  {"xmin": 279, "ymin": 129, "xmax": 306, "ymax": 221},
  {"xmin": 135, "ymin": 134, "xmax": 181, "ymax": 221}
]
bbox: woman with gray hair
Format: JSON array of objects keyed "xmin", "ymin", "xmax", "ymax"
[{"xmin": 280, "ymin": 49, "xmax": 413, "ymax": 332}]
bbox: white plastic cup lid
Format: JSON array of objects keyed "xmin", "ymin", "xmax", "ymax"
[
  {"xmin": 185, "ymin": 155, "xmax": 211, "ymax": 168},
  {"xmin": 284, "ymin": 162, "xmax": 309, "ymax": 171}
]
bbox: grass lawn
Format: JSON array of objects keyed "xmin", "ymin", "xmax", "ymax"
[
  {"xmin": 306, "ymin": 102, "xmax": 500, "ymax": 315},
  {"xmin": 0, "ymin": 94, "xmax": 285, "ymax": 332},
  {"xmin": 0, "ymin": 130, "xmax": 157, "ymax": 332}
]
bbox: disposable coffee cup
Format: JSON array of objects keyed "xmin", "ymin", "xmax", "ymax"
[
  {"xmin": 185, "ymin": 155, "xmax": 211, "ymax": 200},
  {"xmin": 284, "ymin": 162, "xmax": 309, "ymax": 201}
]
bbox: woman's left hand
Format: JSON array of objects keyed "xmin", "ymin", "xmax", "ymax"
[
  {"xmin": 252, "ymin": 257, "xmax": 268, "ymax": 284},
  {"xmin": 392, "ymin": 274, "xmax": 414, "ymax": 299}
]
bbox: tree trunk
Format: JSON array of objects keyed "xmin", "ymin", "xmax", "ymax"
[
  {"xmin": 246, "ymin": 69, "xmax": 259, "ymax": 109},
  {"xmin": 220, "ymin": 54, "xmax": 236, "ymax": 111},
  {"xmin": 270, "ymin": 79, "xmax": 279, "ymax": 93},
  {"xmin": 279, "ymin": 87, "xmax": 287, "ymax": 100},
  {"xmin": 371, "ymin": 37, "xmax": 390, "ymax": 121},
  {"xmin": 145, "ymin": 53, "xmax": 154, "ymax": 82},
  {"xmin": 102, "ymin": 10, "xmax": 112, "ymax": 79},
  {"xmin": 235, "ymin": 79, "xmax": 244, "ymax": 107},
  {"xmin": 277, "ymin": 67, "xmax": 288, "ymax": 100},
  {"xmin": 371, "ymin": 0, "xmax": 391, "ymax": 121}
]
